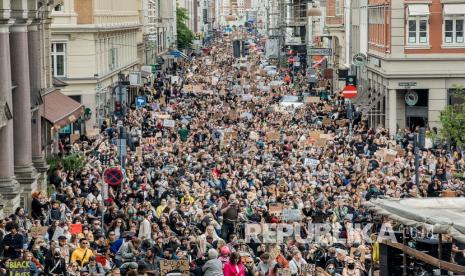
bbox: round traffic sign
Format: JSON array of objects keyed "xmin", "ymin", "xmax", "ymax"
[
  {"xmin": 103, "ymin": 168, "xmax": 124, "ymax": 186},
  {"xmin": 342, "ymin": 85, "xmax": 358, "ymax": 99}
]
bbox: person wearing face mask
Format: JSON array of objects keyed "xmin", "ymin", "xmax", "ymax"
[
  {"xmin": 342, "ymin": 259, "xmax": 360, "ymax": 276},
  {"xmin": 44, "ymin": 248, "xmax": 67, "ymax": 276}
]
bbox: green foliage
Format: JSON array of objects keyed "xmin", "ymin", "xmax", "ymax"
[
  {"xmin": 47, "ymin": 153, "xmax": 86, "ymax": 178},
  {"xmin": 440, "ymin": 84, "xmax": 465, "ymax": 148},
  {"xmin": 176, "ymin": 5, "xmax": 194, "ymax": 50}
]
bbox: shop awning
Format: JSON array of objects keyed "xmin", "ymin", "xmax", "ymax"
[
  {"xmin": 407, "ymin": 4, "xmax": 430, "ymax": 16},
  {"xmin": 365, "ymin": 198, "xmax": 465, "ymax": 243},
  {"xmin": 43, "ymin": 90, "xmax": 84, "ymax": 129},
  {"xmin": 168, "ymin": 49, "xmax": 189, "ymax": 59},
  {"xmin": 444, "ymin": 4, "xmax": 465, "ymax": 15}
]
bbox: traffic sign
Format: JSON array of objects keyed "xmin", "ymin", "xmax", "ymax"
[
  {"xmin": 308, "ymin": 48, "xmax": 332, "ymax": 56},
  {"xmin": 342, "ymin": 85, "xmax": 358, "ymax": 99},
  {"xmin": 136, "ymin": 96, "xmax": 146, "ymax": 109},
  {"xmin": 103, "ymin": 168, "xmax": 124, "ymax": 186}
]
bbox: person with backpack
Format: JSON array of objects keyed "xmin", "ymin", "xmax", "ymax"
[
  {"xmin": 44, "ymin": 248, "xmax": 67, "ymax": 276},
  {"xmin": 81, "ymin": 256, "xmax": 104, "ymax": 276},
  {"xmin": 70, "ymin": 238, "xmax": 94, "ymax": 268}
]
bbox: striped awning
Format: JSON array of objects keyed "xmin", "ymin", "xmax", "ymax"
[{"xmin": 43, "ymin": 90, "xmax": 84, "ymax": 129}]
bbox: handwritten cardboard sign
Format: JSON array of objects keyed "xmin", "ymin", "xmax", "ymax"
[
  {"xmin": 301, "ymin": 264, "xmax": 316, "ymax": 275},
  {"xmin": 249, "ymin": 131, "xmax": 259, "ymax": 141},
  {"xmin": 268, "ymin": 203, "xmax": 283, "ymax": 215},
  {"xmin": 305, "ymin": 96, "xmax": 320, "ymax": 104},
  {"xmin": 315, "ymin": 138, "xmax": 328, "ymax": 148},
  {"xmin": 322, "ymin": 117, "xmax": 332, "ymax": 125},
  {"xmin": 160, "ymin": 260, "xmax": 189, "ymax": 276},
  {"xmin": 30, "ymin": 226, "xmax": 48, "ymax": 237},
  {"xmin": 144, "ymin": 137, "xmax": 157, "ymax": 145},
  {"xmin": 266, "ymin": 131, "xmax": 280, "ymax": 142},
  {"xmin": 277, "ymin": 268, "xmax": 291, "ymax": 276}
]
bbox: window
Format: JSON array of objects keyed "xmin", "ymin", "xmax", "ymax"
[
  {"xmin": 109, "ymin": 48, "xmax": 118, "ymax": 70},
  {"xmin": 51, "ymin": 43, "xmax": 66, "ymax": 77},
  {"xmin": 407, "ymin": 17, "xmax": 428, "ymax": 44},
  {"xmin": 335, "ymin": 0, "xmax": 342, "ymax": 15},
  {"xmin": 444, "ymin": 17, "xmax": 464, "ymax": 44},
  {"xmin": 54, "ymin": 4, "xmax": 64, "ymax": 12}
]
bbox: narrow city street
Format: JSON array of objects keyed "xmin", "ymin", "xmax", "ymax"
[{"xmin": 0, "ymin": 1, "xmax": 465, "ymax": 276}]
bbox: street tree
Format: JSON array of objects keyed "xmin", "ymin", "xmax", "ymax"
[
  {"xmin": 176, "ymin": 6, "xmax": 194, "ymax": 50},
  {"xmin": 440, "ymin": 84, "xmax": 465, "ymax": 148}
]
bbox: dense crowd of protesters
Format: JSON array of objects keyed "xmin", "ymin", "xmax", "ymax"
[{"xmin": 0, "ymin": 31, "xmax": 464, "ymax": 276}]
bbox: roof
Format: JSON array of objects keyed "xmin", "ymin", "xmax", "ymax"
[{"xmin": 365, "ymin": 198, "xmax": 465, "ymax": 242}]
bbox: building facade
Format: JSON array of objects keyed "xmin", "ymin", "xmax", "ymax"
[
  {"xmin": 142, "ymin": 0, "xmax": 177, "ymax": 66},
  {"xmin": 359, "ymin": 0, "xmax": 465, "ymax": 135},
  {"xmin": 0, "ymin": 0, "xmax": 83, "ymax": 215},
  {"xmin": 51, "ymin": 0, "xmax": 143, "ymax": 129}
]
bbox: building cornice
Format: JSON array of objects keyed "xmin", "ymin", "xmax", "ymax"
[{"xmin": 51, "ymin": 23, "xmax": 142, "ymax": 33}]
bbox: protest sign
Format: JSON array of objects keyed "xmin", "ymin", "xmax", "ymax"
[
  {"xmin": 135, "ymin": 147, "xmax": 143, "ymax": 159},
  {"xmin": 211, "ymin": 76, "xmax": 219, "ymax": 85},
  {"xmin": 315, "ymin": 138, "xmax": 328, "ymax": 148},
  {"xmin": 70, "ymin": 224, "xmax": 83, "ymax": 235},
  {"xmin": 86, "ymin": 128, "xmax": 100, "ymax": 139},
  {"xmin": 171, "ymin": 76, "xmax": 179, "ymax": 84},
  {"xmin": 160, "ymin": 260, "xmax": 190, "ymax": 276},
  {"xmin": 144, "ymin": 137, "xmax": 157, "ymax": 145},
  {"xmin": 70, "ymin": 133, "xmax": 80, "ymax": 144},
  {"xmin": 183, "ymin": 84, "xmax": 193, "ymax": 92},
  {"xmin": 249, "ymin": 131, "xmax": 259, "ymax": 141},
  {"xmin": 266, "ymin": 131, "xmax": 280, "ymax": 142},
  {"xmin": 442, "ymin": 190, "xmax": 457, "ymax": 197},
  {"xmin": 322, "ymin": 117, "xmax": 332, "ymax": 125},
  {"xmin": 336, "ymin": 119, "xmax": 349, "ymax": 127},
  {"xmin": 301, "ymin": 264, "xmax": 316, "ymax": 276},
  {"xmin": 282, "ymin": 208, "xmax": 301, "ymax": 221},
  {"xmin": 305, "ymin": 96, "xmax": 320, "ymax": 104},
  {"xmin": 277, "ymin": 268, "xmax": 291, "ymax": 276},
  {"xmin": 383, "ymin": 149, "xmax": 397, "ymax": 163},
  {"xmin": 268, "ymin": 203, "xmax": 283, "ymax": 215},
  {"xmin": 309, "ymin": 131, "xmax": 321, "ymax": 140},
  {"xmin": 30, "ymin": 226, "xmax": 48, "ymax": 237},
  {"xmin": 229, "ymin": 111, "xmax": 238, "ymax": 120},
  {"xmin": 241, "ymin": 112, "xmax": 253, "ymax": 120},
  {"xmin": 242, "ymin": 94, "xmax": 253, "ymax": 102},
  {"xmin": 163, "ymin": 119, "xmax": 176, "ymax": 128}
]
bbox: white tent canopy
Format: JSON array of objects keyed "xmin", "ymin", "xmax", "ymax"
[{"xmin": 365, "ymin": 198, "xmax": 465, "ymax": 243}]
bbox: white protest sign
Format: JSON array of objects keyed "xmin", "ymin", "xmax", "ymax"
[
  {"xmin": 282, "ymin": 209, "xmax": 301, "ymax": 221},
  {"xmin": 163, "ymin": 119, "xmax": 175, "ymax": 128},
  {"xmin": 242, "ymin": 94, "xmax": 253, "ymax": 102}
]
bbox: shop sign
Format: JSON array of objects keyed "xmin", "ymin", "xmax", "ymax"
[
  {"xmin": 399, "ymin": 82, "xmax": 417, "ymax": 87},
  {"xmin": 308, "ymin": 48, "xmax": 332, "ymax": 56}
]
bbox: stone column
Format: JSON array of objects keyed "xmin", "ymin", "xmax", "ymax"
[
  {"xmin": 10, "ymin": 22, "xmax": 38, "ymax": 203},
  {"xmin": 29, "ymin": 22, "xmax": 48, "ymax": 195},
  {"xmin": 0, "ymin": 21, "xmax": 21, "ymax": 216},
  {"xmin": 388, "ymin": 89, "xmax": 397, "ymax": 137}
]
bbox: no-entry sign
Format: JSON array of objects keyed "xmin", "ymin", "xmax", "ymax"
[
  {"xmin": 342, "ymin": 85, "xmax": 358, "ymax": 99},
  {"xmin": 103, "ymin": 168, "xmax": 124, "ymax": 186}
]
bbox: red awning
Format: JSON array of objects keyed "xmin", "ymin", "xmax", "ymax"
[{"xmin": 43, "ymin": 90, "xmax": 84, "ymax": 128}]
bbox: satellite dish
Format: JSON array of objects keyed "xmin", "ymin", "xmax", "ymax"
[{"xmin": 353, "ymin": 53, "xmax": 367, "ymax": 66}]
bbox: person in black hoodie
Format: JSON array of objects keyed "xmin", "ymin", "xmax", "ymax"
[
  {"xmin": 44, "ymin": 248, "xmax": 67, "ymax": 275},
  {"xmin": 1, "ymin": 222, "xmax": 24, "ymax": 260}
]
